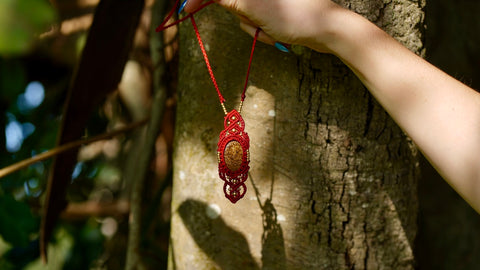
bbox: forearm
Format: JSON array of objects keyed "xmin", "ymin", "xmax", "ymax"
[{"xmin": 310, "ymin": 8, "xmax": 480, "ymax": 212}]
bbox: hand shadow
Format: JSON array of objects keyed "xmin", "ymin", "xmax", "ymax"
[
  {"xmin": 177, "ymin": 199, "xmax": 260, "ymax": 270},
  {"xmin": 176, "ymin": 176, "xmax": 287, "ymax": 270},
  {"xmin": 249, "ymin": 173, "xmax": 287, "ymax": 270}
]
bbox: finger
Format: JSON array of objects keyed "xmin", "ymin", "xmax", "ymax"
[
  {"xmin": 239, "ymin": 22, "xmax": 276, "ymax": 46},
  {"xmin": 183, "ymin": 0, "xmax": 204, "ymax": 13},
  {"xmin": 236, "ymin": 14, "xmax": 257, "ymax": 29},
  {"xmin": 216, "ymin": 0, "xmax": 249, "ymax": 15}
]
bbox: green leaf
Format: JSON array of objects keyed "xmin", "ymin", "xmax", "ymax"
[
  {"xmin": 0, "ymin": 0, "xmax": 56, "ymax": 55},
  {"xmin": 0, "ymin": 194, "xmax": 37, "ymax": 247}
]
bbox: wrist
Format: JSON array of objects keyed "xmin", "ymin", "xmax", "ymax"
[{"xmin": 299, "ymin": 3, "xmax": 352, "ymax": 54}]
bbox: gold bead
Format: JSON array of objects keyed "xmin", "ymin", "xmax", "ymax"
[
  {"xmin": 238, "ymin": 101, "xmax": 244, "ymax": 113},
  {"xmin": 221, "ymin": 103, "xmax": 227, "ymax": 115}
]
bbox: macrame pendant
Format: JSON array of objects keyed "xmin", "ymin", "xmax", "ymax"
[
  {"xmin": 156, "ymin": 2, "xmax": 260, "ymax": 204},
  {"xmin": 217, "ymin": 109, "xmax": 250, "ymax": 203}
]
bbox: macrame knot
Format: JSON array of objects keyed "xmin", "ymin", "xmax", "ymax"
[
  {"xmin": 217, "ymin": 110, "xmax": 250, "ymax": 203},
  {"xmin": 156, "ymin": 0, "xmax": 259, "ymax": 203}
]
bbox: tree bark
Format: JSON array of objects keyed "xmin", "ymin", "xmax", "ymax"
[{"xmin": 169, "ymin": 0, "xmax": 425, "ymax": 269}]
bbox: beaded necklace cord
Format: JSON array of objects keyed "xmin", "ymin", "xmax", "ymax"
[{"xmin": 156, "ymin": 0, "xmax": 260, "ymax": 203}]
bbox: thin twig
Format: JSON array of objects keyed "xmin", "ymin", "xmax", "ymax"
[
  {"xmin": 61, "ymin": 199, "xmax": 130, "ymax": 220},
  {"xmin": 0, "ymin": 118, "xmax": 148, "ymax": 179}
]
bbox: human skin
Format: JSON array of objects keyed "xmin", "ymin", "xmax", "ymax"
[{"xmin": 183, "ymin": 0, "xmax": 480, "ymax": 213}]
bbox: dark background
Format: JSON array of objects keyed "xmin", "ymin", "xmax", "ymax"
[{"xmin": 417, "ymin": 0, "xmax": 480, "ymax": 269}]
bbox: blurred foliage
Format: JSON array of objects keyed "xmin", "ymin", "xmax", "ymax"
[
  {"xmin": 0, "ymin": 0, "xmax": 109, "ymax": 268},
  {"xmin": 0, "ymin": 0, "xmax": 172, "ymax": 267},
  {"xmin": 0, "ymin": 35, "xmax": 59, "ymax": 269},
  {"xmin": 0, "ymin": 193, "xmax": 38, "ymax": 247},
  {"xmin": 0, "ymin": 0, "xmax": 57, "ymax": 55},
  {"xmin": 61, "ymin": 220, "xmax": 105, "ymax": 270}
]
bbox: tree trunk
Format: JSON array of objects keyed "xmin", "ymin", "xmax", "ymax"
[{"xmin": 169, "ymin": 1, "xmax": 425, "ymax": 269}]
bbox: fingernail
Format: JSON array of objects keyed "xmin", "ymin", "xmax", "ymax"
[
  {"xmin": 178, "ymin": 0, "xmax": 188, "ymax": 14},
  {"xmin": 274, "ymin": 42, "xmax": 290, "ymax": 53}
]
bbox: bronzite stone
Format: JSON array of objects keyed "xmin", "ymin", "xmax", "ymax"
[{"xmin": 224, "ymin": 140, "xmax": 243, "ymax": 172}]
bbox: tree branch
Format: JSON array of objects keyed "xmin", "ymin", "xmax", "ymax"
[
  {"xmin": 0, "ymin": 118, "xmax": 148, "ymax": 179},
  {"xmin": 124, "ymin": 0, "xmax": 170, "ymax": 269}
]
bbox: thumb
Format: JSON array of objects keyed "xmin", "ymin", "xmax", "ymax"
[
  {"xmin": 239, "ymin": 21, "xmax": 275, "ymax": 46},
  {"xmin": 184, "ymin": 0, "xmax": 247, "ymax": 16}
]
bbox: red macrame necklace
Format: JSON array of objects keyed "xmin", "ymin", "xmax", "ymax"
[{"xmin": 157, "ymin": 1, "xmax": 260, "ymax": 203}]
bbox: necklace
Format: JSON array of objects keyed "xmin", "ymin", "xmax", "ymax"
[{"xmin": 157, "ymin": 1, "xmax": 260, "ymax": 203}]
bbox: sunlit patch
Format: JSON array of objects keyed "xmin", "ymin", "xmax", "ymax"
[
  {"xmin": 24, "ymin": 178, "xmax": 42, "ymax": 197},
  {"xmin": 179, "ymin": 170, "xmax": 186, "ymax": 180},
  {"xmin": 101, "ymin": 217, "xmax": 118, "ymax": 238},
  {"xmin": 5, "ymin": 115, "xmax": 35, "ymax": 153},
  {"xmin": 17, "ymin": 81, "xmax": 45, "ymax": 112},
  {"xmin": 72, "ymin": 162, "xmax": 84, "ymax": 180},
  {"xmin": 5, "ymin": 120, "xmax": 23, "ymax": 152},
  {"xmin": 205, "ymin": 203, "xmax": 221, "ymax": 219}
]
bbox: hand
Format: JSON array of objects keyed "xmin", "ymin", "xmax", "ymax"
[{"xmin": 182, "ymin": 0, "xmax": 343, "ymax": 53}]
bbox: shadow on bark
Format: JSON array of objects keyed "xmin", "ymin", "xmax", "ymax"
[
  {"xmin": 177, "ymin": 190, "xmax": 287, "ymax": 270},
  {"xmin": 249, "ymin": 174, "xmax": 287, "ymax": 270},
  {"xmin": 177, "ymin": 199, "xmax": 259, "ymax": 269}
]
